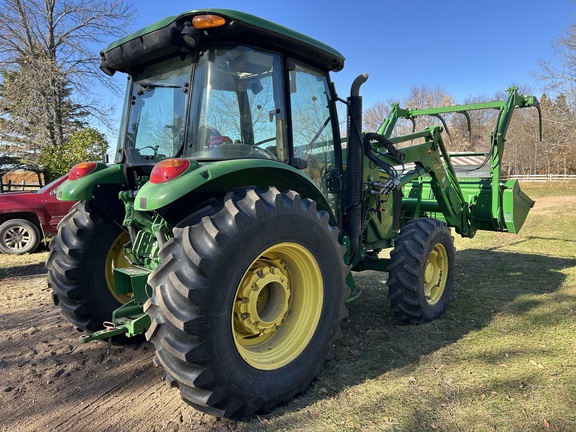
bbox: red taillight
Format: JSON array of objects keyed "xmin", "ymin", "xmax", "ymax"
[
  {"xmin": 150, "ymin": 159, "xmax": 190, "ymax": 184},
  {"xmin": 69, "ymin": 162, "xmax": 98, "ymax": 180}
]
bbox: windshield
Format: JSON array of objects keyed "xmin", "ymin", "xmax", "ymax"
[
  {"xmin": 185, "ymin": 45, "xmax": 287, "ymax": 162},
  {"xmin": 37, "ymin": 176, "xmax": 64, "ymax": 193},
  {"xmin": 120, "ymin": 55, "xmax": 193, "ymax": 165},
  {"xmin": 117, "ymin": 46, "xmax": 288, "ymax": 165}
]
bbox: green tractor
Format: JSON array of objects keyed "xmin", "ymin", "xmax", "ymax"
[{"xmin": 47, "ymin": 9, "xmax": 539, "ymax": 420}]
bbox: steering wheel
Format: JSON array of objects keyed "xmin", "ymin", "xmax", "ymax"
[
  {"xmin": 254, "ymin": 137, "xmax": 276, "ymax": 146},
  {"xmin": 138, "ymin": 145, "xmax": 159, "ymax": 157}
]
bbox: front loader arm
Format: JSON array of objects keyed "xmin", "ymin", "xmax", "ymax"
[
  {"xmin": 368, "ymin": 87, "xmax": 540, "ymax": 236},
  {"xmin": 379, "ymin": 126, "xmax": 475, "ymax": 237},
  {"xmin": 488, "ymin": 89, "xmax": 540, "ymax": 229},
  {"xmin": 407, "ymin": 128, "xmax": 472, "ymax": 236}
]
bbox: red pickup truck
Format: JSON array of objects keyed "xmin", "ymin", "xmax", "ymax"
[{"xmin": 0, "ymin": 175, "xmax": 75, "ymax": 254}]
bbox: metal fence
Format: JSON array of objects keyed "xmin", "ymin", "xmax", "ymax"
[
  {"xmin": 0, "ymin": 180, "xmax": 42, "ymax": 193},
  {"xmin": 506, "ymin": 174, "xmax": 576, "ymax": 182}
]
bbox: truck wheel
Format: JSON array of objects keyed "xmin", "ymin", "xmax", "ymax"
[
  {"xmin": 47, "ymin": 201, "xmax": 132, "ymax": 334},
  {"xmin": 387, "ymin": 218, "xmax": 454, "ymax": 323},
  {"xmin": 0, "ymin": 218, "xmax": 40, "ymax": 254},
  {"xmin": 145, "ymin": 187, "xmax": 348, "ymax": 421}
]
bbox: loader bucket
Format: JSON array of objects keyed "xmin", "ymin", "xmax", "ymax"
[
  {"xmin": 402, "ymin": 178, "xmax": 534, "ymax": 235},
  {"xmin": 501, "ymin": 180, "xmax": 534, "ymax": 234}
]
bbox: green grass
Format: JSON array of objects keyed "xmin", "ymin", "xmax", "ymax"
[
  {"xmin": 239, "ymin": 183, "xmax": 576, "ymax": 431},
  {"xmin": 519, "ymin": 181, "xmax": 575, "ymax": 198}
]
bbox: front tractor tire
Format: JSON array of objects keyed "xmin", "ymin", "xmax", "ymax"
[
  {"xmin": 387, "ymin": 218, "xmax": 455, "ymax": 324},
  {"xmin": 47, "ymin": 201, "xmax": 132, "ymax": 335},
  {"xmin": 145, "ymin": 188, "xmax": 348, "ymax": 421}
]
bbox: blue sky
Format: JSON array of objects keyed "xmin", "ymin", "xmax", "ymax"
[
  {"xmin": 101, "ymin": 0, "xmax": 575, "ymax": 144},
  {"xmin": 130, "ymin": 0, "xmax": 575, "ymax": 104}
]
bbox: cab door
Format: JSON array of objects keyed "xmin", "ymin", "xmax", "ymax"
[{"xmin": 288, "ymin": 62, "xmax": 342, "ymax": 223}]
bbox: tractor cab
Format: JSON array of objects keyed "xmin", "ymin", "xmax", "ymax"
[{"xmin": 102, "ymin": 10, "xmax": 345, "ymax": 218}]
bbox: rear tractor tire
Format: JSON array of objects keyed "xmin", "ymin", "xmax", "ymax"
[
  {"xmin": 387, "ymin": 218, "xmax": 455, "ymax": 324},
  {"xmin": 47, "ymin": 201, "xmax": 133, "ymax": 337},
  {"xmin": 145, "ymin": 187, "xmax": 348, "ymax": 421}
]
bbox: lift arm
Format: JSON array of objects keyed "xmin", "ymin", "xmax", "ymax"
[{"xmin": 364, "ymin": 87, "xmax": 540, "ymax": 237}]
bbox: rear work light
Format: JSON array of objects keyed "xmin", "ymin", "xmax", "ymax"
[
  {"xmin": 150, "ymin": 159, "xmax": 190, "ymax": 184},
  {"xmin": 69, "ymin": 162, "xmax": 98, "ymax": 180}
]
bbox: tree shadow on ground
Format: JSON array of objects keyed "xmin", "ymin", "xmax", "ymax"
[
  {"xmin": 0, "ymin": 262, "xmax": 47, "ymax": 280},
  {"xmin": 250, "ymin": 248, "xmax": 575, "ymax": 425}
]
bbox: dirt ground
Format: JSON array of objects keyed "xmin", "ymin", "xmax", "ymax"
[{"xmin": 0, "ymin": 256, "xmax": 244, "ymax": 432}]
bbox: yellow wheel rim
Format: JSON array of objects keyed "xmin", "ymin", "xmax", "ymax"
[
  {"xmin": 232, "ymin": 242, "xmax": 323, "ymax": 370},
  {"xmin": 104, "ymin": 231, "xmax": 132, "ymax": 304},
  {"xmin": 423, "ymin": 243, "xmax": 449, "ymax": 305}
]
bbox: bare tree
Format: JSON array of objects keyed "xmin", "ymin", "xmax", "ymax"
[
  {"xmin": 0, "ymin": 0, "xmax": 133, "ymax": 94},
  {"xmin": 0, "ymin": 0, "xmax": 133, "ymax": 179},
  {"xmin": 363, "ymin": 100, "xmax": 393, "ymax": 132},
  {"xmin": 362, "ymin": 86, "xmax": 555, "ymax": 174},
  {"xmin": 449, "ymin": 94, "xmax": 499, "ymax": 153},
  {"xmin": 538, "ymin": 93, "xmax": 576, "ymax": 174},
  {"xmin": 537, "ymin": 21, "xmax": 576, "ymax": 175},
  {"xmin": 538, "ymin": 22, "xmax": 576, "ymax": 94},
  {"xmin": 363, "ymin": 86, "xmax": 456, "ymax": 148},
  {"xmin": 404, "ymin": 85, "xmax": 454, "ymax": 108}
]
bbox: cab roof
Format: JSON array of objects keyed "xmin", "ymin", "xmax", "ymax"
[{"xmin": 101, "ymin": 9, "xmax": 345, "ymax": 74}]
